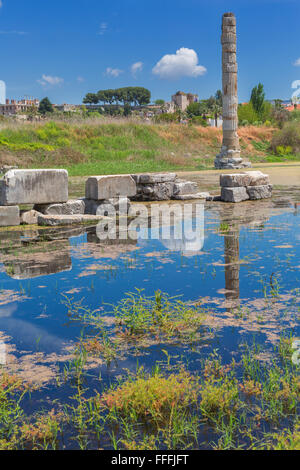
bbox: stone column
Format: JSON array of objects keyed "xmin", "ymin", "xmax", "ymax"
[{"xmin": 215, "ymin": 13, "xmax": 251, "ymax": 169}]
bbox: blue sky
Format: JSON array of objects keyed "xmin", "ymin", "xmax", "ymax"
[{"xmin": 0, "ymin": 0, "xmax": 300, "ymax": 104}]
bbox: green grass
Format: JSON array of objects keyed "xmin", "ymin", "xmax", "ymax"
[
  {"xmin": 0, "ymin": 118, "xmax": 282, "ymax": 175},
  {"xmin": 65, "ymin": 159, "xmax": 181, "ymax": 177}
]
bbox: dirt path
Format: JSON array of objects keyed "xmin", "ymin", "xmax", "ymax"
[{"xmin": 177, "ymin": 163, "xmax": 300, "ymax": 191}]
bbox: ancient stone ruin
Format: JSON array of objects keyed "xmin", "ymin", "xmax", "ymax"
[
  {"xmin": 132, "ymin": 173, "xmax": 207, "ymax": 201},
  {"xmin": 215, "ymin": 12, "xmax": 251, "ymax": 170},
  {"xmin": 220, "ymin": 171, "xmax": 273, "ymax": 203},
  {"xmin": 0, "ymin": 167, "xmax": 274, "ymax": 227}
]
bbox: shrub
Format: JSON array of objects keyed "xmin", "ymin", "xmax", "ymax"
[
  {"xmin": 200, "ymin": 377, "xmax": 240, "ymax": 417},
  {"xmin": 190, "ymin": 115, "xmax": 208, "ymax": 126},
  {"xmin": 271, "ymin": 107, "xmax": 290, "ymax": 128},
  {"xmin": 155, "ymin": 113, "xmax": 179, "ymax": 123},
  {"xmin": 290, "ymin": 109, "xmax": 300, "ymax": 122},
  {"xmin": 238, "ymin": 102, "xmax": 258, "ymax": 125},
  {"xmin": 102, "ymin": 369, "xmax": 198, "ymax": 419},
  {"xmin": 186, "ymin": 101, "xmax": 205, "ymax": 117},
  {"xmin": 269, "ymin": 424, "xmax": 300, "ymax": 450},
  {"xmin": 276, "ymin": 145, "xmax": 292, "ymax": 157},
  {"xmin": 271, "ymin": 122, "xmax": 300, "ymax": 154}
]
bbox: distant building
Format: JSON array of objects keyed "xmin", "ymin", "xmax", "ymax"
[
  {"xmin": 285, "ymin": 103, "xmax": 300, "ymax": 112},
  {"xmin": 163, "ymin": 91, "xmax": 199, "ymax": 113},
  {"xmin": 54, "ymin": 103, "xmax": 77, "ymax": 112},
  {"xmin": 171, "ymin": 91, "xmax": 198, "ymax": 111},
  {"xmin": 0, "ymin": 81, "xmax": 6, "ymax": 105},
  {"xmin": 0, "ymin": 97, "xmax": 40, "ymax": 116},
  {"xmin": 209, "ymin": 117, "xmax": 223, "ymax": 128}
]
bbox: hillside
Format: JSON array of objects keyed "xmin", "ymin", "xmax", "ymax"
[{"xmin": 0, "ymin": 118, "xmax": 289, "ymax": 176}]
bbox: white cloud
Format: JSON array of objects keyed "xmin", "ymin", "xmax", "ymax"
[
  {"xmin": 293, "ymin": 58, "xmax": 300, "ymax": 66},
  {"xmin": 77, "ymin": 76, "xmax": 85, "ymax": 83},
  {"xmin": 105, "ymin": 67, "xmax": 123, "ymax": 78},
  {"xmin": 37, "ymin": 74, "xmax": 64, "ymax": 86},
  {"xmin": 98, "ymin": 22, "xmax": 108, "ymax": 35},
  {"xmin": 0, "ymin": 1, "xmax": 3, "ymax": 8},
  {"xmin": 292, "ymin": 80, "xmax": 300, "ymax": 89},
  {"xmin": 152, "ymin": 47, "xmax": 207, "ymax": 80},
  {"xmin": 131, "ymin": 61, "xmax": 143, "ymax": 77}
]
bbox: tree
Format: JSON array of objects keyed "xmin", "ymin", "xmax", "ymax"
[
  {"xmin": 215, "ymin": 89, "xmax": 222, "ymax": 107},
  {"xmin": 186, "ymin": 101, "xmax": 209, "ymax": 117},
  {"xmin": 38, "ymin": 97, "xmax": 53, "ymax": 115},
  {"xmin": 155, "ymin": 99, "xmax": 165, "ymax": 106},
  {"xmin": 83, "ymin": 93, "xmax": 99, "ymax": 105},
  {"xmin": 274, "ymin": 99, "xmax": 283, "ymax": 110},
  {"xmin": 211, "ymin": 102, "xmax": 222, "ymax": 127},
  {"xmin": 123, "ymin": 103, "xmax": 132, "ymax": 117},
  {"xmin": 250, "ymin": 83, "xmax": 265, "ymax": 117},
  {"xmin": 238, "ymin": 102, "xmax": 258, "ymax": 124},
  {"xmin": 134, "ymin": 87, "xmax": 151, "ymax": 106}
]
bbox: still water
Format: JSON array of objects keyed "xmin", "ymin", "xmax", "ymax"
[{"xmin": 0, "ymin": 196, "xmax": 299, "ymax": 391}]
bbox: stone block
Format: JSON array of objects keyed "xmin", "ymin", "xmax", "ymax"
[
  {"xmin": 221, "ymin": 187, "xmax": 249, "ymax": 203},
  {"xmin": 0, "ymin": 169, "xmax": 68, "ymax": 205},
  {"xmin": 245, "ymin": 171, "xmax": 270, "ymax": 186},
  {"xmin": 37, "ymin": 214, "xmax": 112, "ymax": 227},
  {"xmin": 0, "ymin": 206, "xmax": 20, "ymax": 226},
  {"xmin": 132, "ymin": 173, "xmax": 177, "ymax": 184},
  {"xmin": 136, "ymin": 182, "xmax": 175, "ymax": 201},
  {"xmin": 20, "ymin": 209, "xmax": 41, "ymax": 225},
  {"xmin": 83, "ymin": 197, "xmax": 131, "ymax": 216},
  {"xmin": 220, "ymin": 173, "xmax": 251, "ymax": 187},
  {"xmin": 246, "ymin": 185, "xmax": 273, "ymax": 200},
  {"xmin": 34, "ymin": 199, "xmax": 85, "ymax": 215},
  {"xmin": 172, "ymin": 193, "xmax": 208, "ymax": 201},
  {"xmin": 85, "ymin": 175, "xmax": 136, "ymax": 200},
  {"xmin": 173, "ymin": 181, "xmax": 198, "ymax": 196}
]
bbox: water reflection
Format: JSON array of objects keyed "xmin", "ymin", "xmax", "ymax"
[
  {"xmin": 4, "ymin": 248, "xmax": 72, "ymax": 279},
  {"xmin": 224, "ymin": 227, "xmax": 240, "ymax": 305},
  {"xmin": 0, "ymin": 194, "xmax": 299, "ymax": 377}
]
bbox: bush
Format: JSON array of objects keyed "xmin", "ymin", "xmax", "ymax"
[
  {"xmin": 271, "ymin": 122, "xmax": 300, "ymax": 154},
  {"xmin": 186, "ymin": 101, "xmax": 205, "ymax": 117},
  {"xmin": 290, "ymin": 109, "xmax": 300, "ymax": 122},
  {"xmin": 155, "ymin": 113, "xmax": 179, "ymax": 123},
  {"xmin": 190, "ymin": 115, "xmax": 208, "ymax": 126},
  {"xmin": 102, "ymin": 369, "xmax": 198, "ymax": 419},
  {"xmin": 271, "ymin": 107, "xmax": 290, "ymax": 128},
  {"xmin": 260, "ymin": 101, "xmax": 273, "ymax": 122},
  {"xmin": 238, "ymin": 103, "xmax": 258, "ymax": 125},
  {"xmin": 276, "ymin": 145, "xmax": 292, "ymax": 157}
]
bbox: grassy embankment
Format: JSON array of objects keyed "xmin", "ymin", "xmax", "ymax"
[{"xmin": 0, "ymin": 117, "xmax": 293, "ymax": 177}]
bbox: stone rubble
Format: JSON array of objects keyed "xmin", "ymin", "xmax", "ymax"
[
  {"xmin": 220, "ymin": 171, "xmax": 272, "ymax": 203},
  {"xmin": 0, "ymin": 168, "xmax": 273, "ymax": 226},
  {"xmin": 34, "ymin": 199, "xmax": 85, "ymax": 216},
  {"xmin": 131, "ymin": 173, "xmax": 208, "ymax": 201},
  {"xmin": 20, "ymin": 209, "xmax": 42, "ymax": 225}
]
